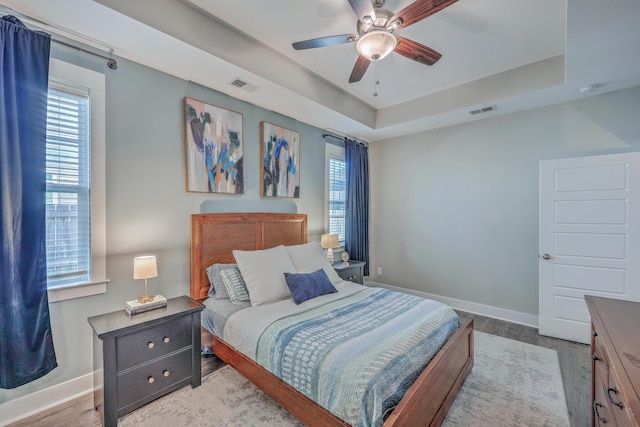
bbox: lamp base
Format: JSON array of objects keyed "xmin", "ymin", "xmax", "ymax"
[
  {"xmin": 137, "ymin": 278, "xmax": 155, "ymax": 303},
  {"xmin": 326, "ymin": 247, "xmax": 334, "ymax": 263},
  {"xmin": 137, "ymin": 294, "xmax": 155, "ymax": 303}
]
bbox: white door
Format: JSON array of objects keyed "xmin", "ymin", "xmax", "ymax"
[{"xmin": 539, "ymin": 152, "xmax": 640, "ymax": 344}]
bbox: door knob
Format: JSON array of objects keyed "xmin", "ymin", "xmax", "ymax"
[{"xmin": 541, "ymin": 253, "xmax": 552, "ymax": 260}]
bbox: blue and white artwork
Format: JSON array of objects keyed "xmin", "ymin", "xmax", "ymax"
[
  {"xmin": 261, "ymin": 122, "xmax": 300, "ymax": 198},
  {"xmin": 184, "ymin": 97, "xmax": 243, "ymax": 194}
]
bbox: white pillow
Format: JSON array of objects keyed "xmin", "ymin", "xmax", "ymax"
[
  {"xmin": 286, "ymin": 241, "xmax": 342, "ymax": 285},
  {"xmin": 233, "ymin": 245, "xmax": 296, "ymax": 307}
]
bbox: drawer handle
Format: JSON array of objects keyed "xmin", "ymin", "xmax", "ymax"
[
  {"xmin": 592, "ymin": 330, "xmax": 598, "ymax": 337},
  {"xmin": 147, "ymin": 341, "xmax": 154, "ymax": 349},
  {"xmin": 148, "ymin": 376, "xmax": 155, "ymax": 384},
  {"xmin": 592, "ymin": 353, "xmax": 600, "ymax": 362},
  {"xmin": 163, "ymin": 337, "xmax": 170, "ymax": 344},
  {"xmin": 607, "ymin": 387, "xmax": 623, "ymax": 409},
  {"xmin": 163, "ymin": 370, "xmax": 170, "ymax": 377},
  {"xmin": 593, "ymin": 402, "xmax": 607, "ymax": 423}
]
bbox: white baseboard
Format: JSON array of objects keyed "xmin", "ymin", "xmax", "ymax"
[
  {"xmin": 0, "ymin": 373, "xmax": 93, "ymax": 426},
  {"xmin": 366, "ymin": 281, "xmax": 539, "ymax": 328}
]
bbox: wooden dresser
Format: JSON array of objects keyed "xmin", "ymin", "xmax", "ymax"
[{"xmin": 585, "ymin": 296, "xmax": 640, "ymax": 427}]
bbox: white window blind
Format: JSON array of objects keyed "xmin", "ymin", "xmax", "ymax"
[
  {"xmin": 329, "ymin": 156, "xmax": 346, "ymax": 243},
  {"xmin": 45, "ymin": 82, "xmax": 91, "ymax": 286}
]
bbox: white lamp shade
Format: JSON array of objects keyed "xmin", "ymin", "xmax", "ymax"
[
  {"xmin": 133, "ymin": 256, "xmax": 158, "ymax": 279},
  {"xmin": 320, "ymin": 234, "xmax": 340, "ymax": 249}
]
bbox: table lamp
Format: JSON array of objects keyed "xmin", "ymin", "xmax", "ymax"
[
  {"xmin": 320, "ymin": 234, "xmax": 340, "ymax": 263},
  {"xmin": 133, "ymin": 255, "xmax": 158, "ymax": 303}
]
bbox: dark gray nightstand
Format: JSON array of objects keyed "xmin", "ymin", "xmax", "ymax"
[
  {"xmin": 87, "ymin": 295, "xmax": 204, "ymax": 426},
  {"xmin": 333, "ymin": 260, "xmax": 366, "ymax": 284}
]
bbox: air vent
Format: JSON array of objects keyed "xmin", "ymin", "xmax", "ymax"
[
  {"xmin": 469, "ymin": 105, "xmax": 497, "ymax": 115},
  {"xmin": 230, "ymin": 78, "xmax": 247, "ymax": 88},
  {"xmin": 228, "ymin": 78, "xmax": 261, "ymax": 93}
]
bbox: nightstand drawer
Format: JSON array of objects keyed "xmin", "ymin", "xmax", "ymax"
[
  {"xmin": 333, "ymin": 260, "xmax": 366, "ymax": 285},
  {"xmin": 117, "ymin": 348, "xmax": 192, "ymax": 411},
  {"xmin": 337, "ymin": 267, "xmax": 362, "ymax": 284},
  {"xmin": 116, "ymin": 315, "xmax": 192, "ymax": 371}
]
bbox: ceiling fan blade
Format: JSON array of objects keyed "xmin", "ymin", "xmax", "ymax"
[
  {"xmin": 292, "ymin": 34, "xmax": 357, "ymax": 50},
  {"xmin": 395, "ymin": 36, "xmax": 442, "ymax": 65},
  {"xmin": 348, "ymin": 0, "xmax": 376, "ymax": 23},
  {"xmin": 349, "ymin": 55, "xmax": 371, "ymax": 83},
  {"xmin": 391, "ymin": 0, "xmax": 460, "ymax": 29}
]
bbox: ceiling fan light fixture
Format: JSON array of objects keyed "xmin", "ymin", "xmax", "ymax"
[
  {"xmin": 389, "ymin": 18, "xmax": 403, "ymax": 30},
  {"xmin": 356, "ymin": 30, "xmax": 397, "ymax": 61}
]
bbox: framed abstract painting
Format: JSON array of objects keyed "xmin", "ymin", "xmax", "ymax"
[
  {"xmin": 260, "ymin": 121, "xmax": 300, "ymax": 198},
  {"xmin": 183, "ymin": 97, "xmax": 244, "ymax": 194}
]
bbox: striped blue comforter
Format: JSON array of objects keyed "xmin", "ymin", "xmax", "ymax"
[{"xmin": 256, "ymin": 287, "xmax": 460, "ymax": 427}]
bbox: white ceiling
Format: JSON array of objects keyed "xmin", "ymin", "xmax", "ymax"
[
  {"xmin": 2, "ymin": 0, "xmax": 639, "ymax": 142},
  {"xmin": 189, "ymin": 0, "xmax": 566, "ymax": 109}
]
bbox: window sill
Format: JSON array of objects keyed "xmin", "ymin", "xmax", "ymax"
[{"xmin": 48, "ymin": 279, "xmax": 110, "ymax": 303}]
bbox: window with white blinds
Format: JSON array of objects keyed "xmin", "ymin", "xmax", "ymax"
[
  {"xmin": 327, "ymin": 148, "xmax": 346, "ymax": 243},
  {"xmin": 45, "ymin": 82, "xmax": 91, "ymax": 287}
]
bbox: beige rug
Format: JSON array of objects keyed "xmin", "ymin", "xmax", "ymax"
[{"xmin": 120, "ymin": 331, "xmax": 570, "ymax": 427}]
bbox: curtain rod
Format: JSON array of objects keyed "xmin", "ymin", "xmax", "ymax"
[
  {"xmin": 0, "ymin": 6, "xmax": 117, "ymax": 70},
  {"xmin": 322, "ymin": 133, "xmax": 368, "ymax": 146},
  {"xmin": 52, "ymin": 38, "xmax": 117, "ymax": 70},
  {"xmin": 322, "ymin": 133, "xmax": 346, "ymax": 142}
]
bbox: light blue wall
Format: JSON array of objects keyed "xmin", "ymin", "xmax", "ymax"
[
  {"xmin": 0, "ymin": 48, "xmax": 332, "ymax": 404},
  {"xmin": 369, "ymin": 86, "xmax": 640, "ymax": 318}
]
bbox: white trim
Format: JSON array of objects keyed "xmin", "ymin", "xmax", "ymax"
[
  {"xmin": 0, "ymin": 373, "xmax": 93, "ymax": 426},
  {"xmin": 48, "ymin": 280, "xmax": 109, "ymax": 303},
  {"xmin": 324, "ymin": 142, "xmax": 345, "ymax": 234},
  {"xmin": 366, "ymin": 281, "xmax": 539, "ymax": 328},
  {"xmin": 47, "ymin": 59, "xmax": 107, "ymax": 301}
]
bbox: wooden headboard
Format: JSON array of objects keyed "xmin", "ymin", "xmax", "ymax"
[{"xmin": 190, "ymin": 212, "xmax": 308, "ymax": 300}]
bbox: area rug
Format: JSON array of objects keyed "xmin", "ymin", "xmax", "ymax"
[
  {"xmin": 119, "ymin": 331, "xmax": 570, "ymax": 427},
  {"xmin": 441, "ymin": 331, "xmax": 570, "ymax": 427}
]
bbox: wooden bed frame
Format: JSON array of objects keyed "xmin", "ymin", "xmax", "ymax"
[{"xmin": 190, "ymin": 212, "xmax": 474, "ymax": 427}]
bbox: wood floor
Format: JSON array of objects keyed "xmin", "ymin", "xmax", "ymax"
[{"xmin": 8, "ymin": 311, "xmax": 591, "ymax": 427}]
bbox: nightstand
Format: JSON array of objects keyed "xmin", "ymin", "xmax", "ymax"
[
  {"xmin": 88, "ymin": 295, "xmax": 204, "ymax": 426},
  {"xmin": 333, "ymin": 260, "xmax": 366, "ymax": 284}
]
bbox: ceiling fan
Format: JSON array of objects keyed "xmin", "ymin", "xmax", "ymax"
[{"xmin": 292, "ymin": 0, "xmax": 459, "ymax": 83}]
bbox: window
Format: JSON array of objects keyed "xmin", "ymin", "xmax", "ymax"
[
  {"xmin": 46, "ymin": 59, "xmax": 107, "ymax": 301},
  {"xmin": 46, "ymin": 83, "xmax": 91, "ymax": 286},
  {"xmin": 326, "ymin": 144, "xmax": 346, "ymax": 243}
]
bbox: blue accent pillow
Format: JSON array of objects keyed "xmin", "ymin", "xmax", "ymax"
[{"xmin": 284, "ymin": 269, "xmax": 338, "ymax": 305}]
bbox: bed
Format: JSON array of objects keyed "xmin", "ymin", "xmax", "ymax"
[{"xmin": 190, "ymin": 212, "xmax": 473, "ymax": 427}]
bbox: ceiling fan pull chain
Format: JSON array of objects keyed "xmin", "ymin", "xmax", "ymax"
[{"xmin": 373, "ymin": 61, "xmax": 380, "ymax": 97}]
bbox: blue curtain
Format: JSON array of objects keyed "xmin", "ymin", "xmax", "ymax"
[
  {"xmin": 344, "ymin": 139, "xmax": 369, "ymax": 276},
  {"xmin": 0, "ymin": 16, "xmax": 57, "ymax": 389}
]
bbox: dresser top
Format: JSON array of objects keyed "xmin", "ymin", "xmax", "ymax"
[{"xmin": 88, "ymin": 295, "xmax": 203, "ymax": 338}]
